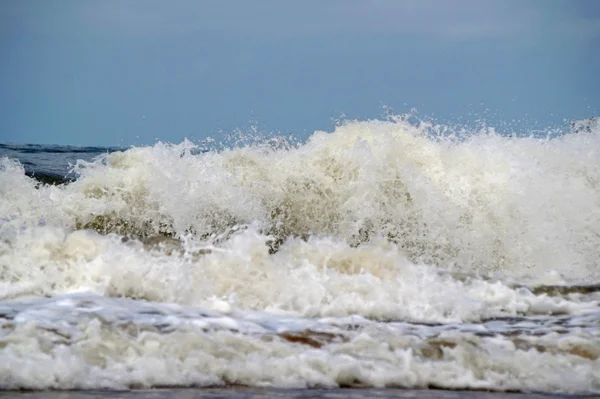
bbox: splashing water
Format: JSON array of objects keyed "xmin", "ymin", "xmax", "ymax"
[{"xmin": 1, "ymin": 118, "xmax": 599, "ymax": 392}]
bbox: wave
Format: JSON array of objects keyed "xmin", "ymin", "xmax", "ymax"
[
  {"xmin": 2, "ymin": 294, "xmax": 599, "ymax": 392},
  {"xmin": 3, "ymin": 118, "xmax": 600, "ymax": 278},
  {"xmin": 2, "ymin": 118, "xmax": 600, "ymax": 392}
]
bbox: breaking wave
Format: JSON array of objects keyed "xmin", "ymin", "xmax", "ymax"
[{"xmin": 1, "ymin": 118, "xmax": 600, "ymax": 392}]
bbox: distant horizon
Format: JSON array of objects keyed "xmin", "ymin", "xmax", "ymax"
[{"xmin": 1, "ymin": 112, "xmax": 597, "ymax": 148}]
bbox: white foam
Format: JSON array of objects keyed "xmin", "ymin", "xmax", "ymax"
[
  {"xmin": 2, "ymin": 119, "xmax": 600, "ymax": 392},
  {"xmin": 0, "ymin": 226, "xmax": 596, "ymax": 322},
  {"xmin": 1, "ymin": 297, "xmax": 598, "ymax": 392},
  {"xmin": 3, "ymin": 119, "xmax": 600, "ymax": 279}
]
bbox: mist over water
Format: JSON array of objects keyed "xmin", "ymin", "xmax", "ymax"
[{"xmin": 1, "ymin": 118, "xmax": 600, "ymax": 392}]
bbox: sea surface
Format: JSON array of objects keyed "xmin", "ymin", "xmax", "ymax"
[{"xmin": 1, "ymin": 119, "xmax": 599, "ymax": 395}]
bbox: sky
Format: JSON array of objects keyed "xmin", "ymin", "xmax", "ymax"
[{"xmin": 1, "ymin": 0, "xmax": 599, "ymax": 146}]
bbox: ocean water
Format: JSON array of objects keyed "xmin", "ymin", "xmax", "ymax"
[{"xmin": 1, "ymin": 119, "xmax": 599, "ymax": 394}]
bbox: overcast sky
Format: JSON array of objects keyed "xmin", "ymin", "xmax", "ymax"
[{"xmin": 1, "ymin": 0, "xmax": 599, "ymax": 146}]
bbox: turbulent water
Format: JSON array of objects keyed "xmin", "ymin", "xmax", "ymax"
[{"xmin": 1, "ymin": 119, "xmax": 600, "ymax": 393}]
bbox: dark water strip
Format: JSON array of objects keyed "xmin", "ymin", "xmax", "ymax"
[
  {"xmin": 0, "ymin": 389, "xmax": 595, "ymax": 399},
  {"xmin": 24, "ymin": 171, "xmax": 73, "ymax": 185}
]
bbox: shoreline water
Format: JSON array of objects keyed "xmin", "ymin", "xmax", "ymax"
[{"xmin": 1, "ymin": 388, "xmax": 596, "ymax": 399}]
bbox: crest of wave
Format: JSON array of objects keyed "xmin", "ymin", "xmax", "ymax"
[{"xmin": 2, "ymin": 118, "xmax": 600, "ymax": 279}]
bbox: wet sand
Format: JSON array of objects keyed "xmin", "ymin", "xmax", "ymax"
[{"xmin": 0, "ymin": 389, "xmax": 596, "ymax": 399}]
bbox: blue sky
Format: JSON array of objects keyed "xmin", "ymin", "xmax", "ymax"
[{"xmin": 1, "ymin": 0, "xmax": 599, "ymax": 146}]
